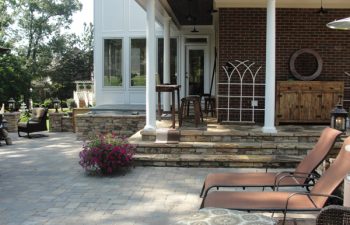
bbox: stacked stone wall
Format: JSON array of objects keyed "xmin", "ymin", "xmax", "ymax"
[
  {"xmin": 3, "ymin": 112, "xmax": 21, "ymax": 132},
  {"xmin": 75, "ymin": 114, "xmax": 145, "ymax": 140}
]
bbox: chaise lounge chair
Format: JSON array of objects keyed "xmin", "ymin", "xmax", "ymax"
[
  {"xmin": 200, "ymin": 127, "xmax": 342, "ymax": 197},
  {"xmin": 200, "ymin": 136, "xmax": 350, "ymax": 224}
]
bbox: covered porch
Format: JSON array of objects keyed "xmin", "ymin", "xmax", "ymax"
[{"xmin": 135, "ymin": 0, "xmax": 350, "ymax": 134}]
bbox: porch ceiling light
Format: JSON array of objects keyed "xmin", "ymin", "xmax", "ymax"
[{"xmin": 327, "ymin": 17, "xmax": 350, "ymax": 30}]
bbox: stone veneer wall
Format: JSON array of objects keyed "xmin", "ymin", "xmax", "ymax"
[
  {"xmin": 3, "ymin": 112, "xmax": 21, "ymax": 132},
  {"xmin": 62, "ymin": 117, "xmax": 73, "ymax": 132},
  {"xmin": 49, "ymin": 113, "xmax": 73, "ymax": 132},
  {"xmin": 75, "ymin": 114, "xmax": 146, "ymax": 140}
]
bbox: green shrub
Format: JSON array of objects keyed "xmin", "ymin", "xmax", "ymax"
[
  {"xmin": 66, "ymin": 98, "xmax": 77, "ymax": 109},
  {"xmin": 43, "ymin": 99, "xmax": 53, "ymax": 108},
  {"xmin": 60, "ymin": 100, "xmax": 67, "ymax": 108}
]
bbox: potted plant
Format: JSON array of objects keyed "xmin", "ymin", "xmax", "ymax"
[{"xmin": 79, "ymin": 133, "xmax": 135, "ymax": 175}]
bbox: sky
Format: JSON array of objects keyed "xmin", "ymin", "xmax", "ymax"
[{"xmin": 69, "ymin": 0, "xmax": 93, "ymax": 34}]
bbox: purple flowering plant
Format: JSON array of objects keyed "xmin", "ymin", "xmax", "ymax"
[{"xmin": 79, "ymin": 133, "xmax": 135, "ymax": 175}]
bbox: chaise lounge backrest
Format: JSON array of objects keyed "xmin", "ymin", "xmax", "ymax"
[{"xmin": 293, "ymin": 127, "xmax": 342, "ymax": 184}]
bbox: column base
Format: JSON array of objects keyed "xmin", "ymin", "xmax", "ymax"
[
  {"xmin": 262, "ymin": 126, "xmax": 277, "ymax": 133},
  {"xmin": 143, "ymin": 124, "xmax": 156, "ymax": 132}
]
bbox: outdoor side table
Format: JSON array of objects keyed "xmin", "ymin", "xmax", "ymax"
[{"xmin": 156, "ymin": 84, "xmax": 181, "ymax": 129}]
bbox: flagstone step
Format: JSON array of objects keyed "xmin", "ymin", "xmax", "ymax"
[
  {"xmin": 130, "ymin": 128, "xmax": 343, "ymax": 168},
  {"xmin": 133, "ymin": 154, "xmax": 304, "ymax": 168},
  {"xmin": 134, "ymin": 141, "xmax": 320, "ymax": 155},
  {"xmin": 141, "ymin": 129, "xmax": 322, "ymax": 143}
]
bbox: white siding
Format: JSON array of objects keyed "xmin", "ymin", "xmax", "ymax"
[{"xmin": 94, "ymin": 0, "xmax": 164, "ymax": 106}]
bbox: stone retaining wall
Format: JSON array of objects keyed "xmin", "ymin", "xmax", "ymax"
[
  {"xmin": 75, "ymin": 114, "xmax": 145, "ymax": 140},
  {"xmin": 49, "ymin": 113, "xmax": 73, "ymax": 132},
  {"xmin": 3, "ymin": 112, "xmax": 21, "ymax": 132}
]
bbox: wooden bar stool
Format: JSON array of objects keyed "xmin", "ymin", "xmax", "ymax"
[
  {"xmin": 201, "ymin": 94, "xmax": 216, "ymax": 117},
  {"xmin": 179, "ymin": 95, "xmax": 203, "ymax": 127}
]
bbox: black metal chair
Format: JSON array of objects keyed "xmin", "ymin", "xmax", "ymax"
[
  {"xmin": 316, "ymin": 205, "xmax": 350, "ymax": 225},
  {"xmin": 18, "ymin": 108, "xmax": 48, "ymax": 138}
]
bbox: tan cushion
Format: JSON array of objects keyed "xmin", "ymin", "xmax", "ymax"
[
  {"xmin": 31, "ymin": 108, "xmax": 45, "ymax": 122},
  {"xmin": 18, "ymin": 122, "xmax": 28, "ymax": 128}
]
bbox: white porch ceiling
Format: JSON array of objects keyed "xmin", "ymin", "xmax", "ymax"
[{"xmin": 214, "ymin": 0, "xmax": 350, "ymax": 9}]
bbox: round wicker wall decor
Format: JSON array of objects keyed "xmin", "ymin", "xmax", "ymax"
[{"xmin": 289, "ymin": 48, "xmax": 323, "ymax": 81}]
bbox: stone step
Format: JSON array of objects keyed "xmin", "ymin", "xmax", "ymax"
[
  {"xmin": 133, "ymin": 154, "xmax": 303, "ymax": 168},
  {"xmin": 141, "ymin": 129, "xmax": 322, "ymax": 143},
  {"xmin": 130, "ymin": 129, "xmax": 343, "ymax": 168},
  {"xmin": 134, "ymin": 141, "xmax": 340, "ymax": 155}
]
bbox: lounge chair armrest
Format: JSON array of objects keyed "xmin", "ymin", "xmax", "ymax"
[
  {"xmin": 285, "ymin": 192, "xmax": 343, "ymax": 211},
  {"xmin": 281, "ymin": 192, "xmax": 343, "ymax": 224},
  {"xmin": 274, "ymin": 172, "xmax": 320, "ymax": 191}
]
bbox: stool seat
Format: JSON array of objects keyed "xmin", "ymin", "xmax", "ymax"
[{"xmin": 179, "ymin": 95, "xmax": 203, "ymax": 127}]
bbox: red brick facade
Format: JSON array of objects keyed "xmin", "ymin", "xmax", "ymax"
[{"xmin": 218, "ymin": 8, "xmax": 350, "ymax": 124}]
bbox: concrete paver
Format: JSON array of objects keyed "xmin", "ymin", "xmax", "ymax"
[{"xmin": 0, "ymin": 132, "xmax": 316, "ymax": 225}]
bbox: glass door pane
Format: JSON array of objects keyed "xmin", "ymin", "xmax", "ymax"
[{"xmin": 188, "ymin": 49, "xmax": 204, "ymax": 95}]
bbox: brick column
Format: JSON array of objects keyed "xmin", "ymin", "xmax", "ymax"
[
  {"xmin": 49, "ymin": 112, "xmax": 65, "ymax": 132},
  {"xmin": 3, "ymin": 112, "xmax": 21, "ymax": 132}
]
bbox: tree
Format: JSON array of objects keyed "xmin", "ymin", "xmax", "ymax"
[
  {"xmin": 11, "ymin": 0, "xmax": 81, "ymax": 78},
  {"xmin": 47, "ymin": 23, "xmax": 93, "ymax": 100},
  {"xmin": 0, "ymin": 51, "xmax": 31, "ymax": 107},
  {"xmin": 5, "ymin": 0, "xmax": 82, "ymax": 104},
  {"xmin": 0, "ymin": 0, "xmax": 16, "ymax": 43}
]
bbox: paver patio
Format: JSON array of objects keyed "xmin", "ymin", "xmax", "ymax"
[{"xmin": 0, "ymin": 132, "xmax": 317, "ymax": 225}]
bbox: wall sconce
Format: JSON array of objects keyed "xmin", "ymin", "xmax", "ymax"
[
  {"xmin": 53, "ymin": 98, "xmax": 60, "ymax": 113},
  {"xmin": 330, "ymin": 104, "xmax": 348, "ymax": 132},
  {"xmin": 8, "ymin": 98, "xmax": 15, "ymax": 112}
]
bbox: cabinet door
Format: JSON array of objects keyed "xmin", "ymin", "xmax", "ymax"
[
  {"xmin": 300, "ymin": 91, "xmax": 322, "ymax": 121},
  {"xmin": 321, "ymin": 92, "xmax": 341, "ymax": 120},
  {"xmin": 277, "ymin": 91, "xmax": 299, "ymax": 121}
]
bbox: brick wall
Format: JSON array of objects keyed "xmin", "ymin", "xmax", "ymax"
[{"xmin": 218, "ymin": 8, "xmax": 350, "ymax": 123}]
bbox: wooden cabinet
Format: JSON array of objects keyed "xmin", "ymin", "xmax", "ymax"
[{"xmin": 276, "ymin": 81, "xmax": 344, "ymax": 124}]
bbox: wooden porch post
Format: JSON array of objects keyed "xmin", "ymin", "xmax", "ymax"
[
  {"xmin": 144, "ymin": 0, "xmax": 157, "ymax": 131},
  {"xmin": 262, "ymin": 0, "xmax": 277, "ymax": 133}
]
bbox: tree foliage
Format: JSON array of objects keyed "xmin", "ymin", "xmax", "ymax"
[
  {"xmin": 0, "ymin": 52, "xmax": 31, "ymax": 107},
  {"xmin": 47, "ymin": 23, "xmax": 93, "ymax": 100},
  {"xmin": 0, "ymin": 0, "xmax": 93, "ymax": 107}
]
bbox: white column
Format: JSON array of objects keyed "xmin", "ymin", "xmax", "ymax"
[
  {"xmin": 163, "ymin": 17, "xmax": 171, "ymax": 112},
  {"xmin": 144, "ymin": 0, "xmax": 157, "ymax": 131},
  {"xmin": 262, "ymin": 0, "xmax": 277, "ymax": 133}
]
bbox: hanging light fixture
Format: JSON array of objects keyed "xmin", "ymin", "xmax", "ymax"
[
  {"xmin": 186, "ymin": 0, "xmax": 194, "ymax": 22},
  {"xmin": 317, "ymin": 0, "xmax": 327, "ymax": 15},
  {"xmin": 191, "ymin": 17, "xmax": 199, "ymax": 33},
  {"xmin": 327, "ymin": 17, "xmax": 350, "ymax": 30}
]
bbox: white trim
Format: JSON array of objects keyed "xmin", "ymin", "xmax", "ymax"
[{"xmin": 101, "ymin": 38, "xmax": 125, "ymax": 90}]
